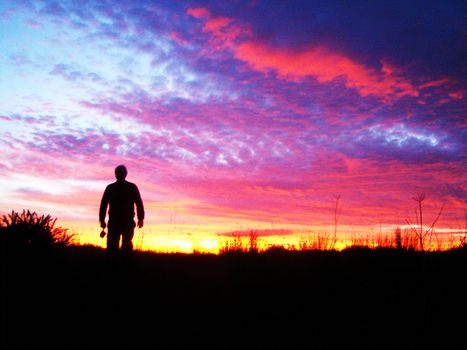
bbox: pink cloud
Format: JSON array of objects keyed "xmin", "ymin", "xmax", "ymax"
[
  {"xmin": 234, "ymin": 41, "xmax": 419, "ymax": 99},
  {"xmin": 186, "ymin": 7, "xmax": 419, "ymax": 100},
  {"xmin": 187, "ymin": 7, "xmax": 250, "ymax": 50},
  {"xmin": 170, "ymin": 31, "xmax": 188, "ymax": 45},
  {"xmin": 203, "ymin": 17, "xmax": 232, "ymax": 32},
  {"xmin": 186, "ymin": 7, "xmax": 210, "ymax": 19},
  {"xmin": 448, "ymin": 90, "xmax": 465, "ymax": 100},
  {"xmin": 419, "ymin": 78, "xmax": 450, "ymax": 90}
]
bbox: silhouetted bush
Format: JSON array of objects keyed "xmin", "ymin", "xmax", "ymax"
[{"xmin": 0, "ymin": 209, "xmax": 75, "ymax": 250}]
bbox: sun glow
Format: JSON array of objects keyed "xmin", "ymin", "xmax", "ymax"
[
  {"xmin": 1, "ymin": 1, "xmax": 465, "ymax": 253},
  {"xmin": 66, "ymin": 220, "xmax": 462, "ymax": 254}
]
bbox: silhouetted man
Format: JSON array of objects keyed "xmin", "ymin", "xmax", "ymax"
[{"xmin": 99, "ymin": 165, "xmax": 144, "ymax": 253}]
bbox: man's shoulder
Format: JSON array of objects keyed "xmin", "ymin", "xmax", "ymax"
[
  {"xmin": 122, "ymin": 180, "xmax": 139, "ymax": 190},
  {"xmin": 105, "ymin": 182, "xmax": 124, "ymax": 192},
  {"xmin": 107, "ymin": 180, "xmax": 139, "ymax": 191},
  {"xmin": 127, "ymin": 181, "xmax": 139, "ymax": 191},
  {"xmin": 120, "ymin": 180, "xmax": 135, "ymax": 186},
  {"xmin": 106, "ymin": 182, "xmax": 117, "ymax": 189}
]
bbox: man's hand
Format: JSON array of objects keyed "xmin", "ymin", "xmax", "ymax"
[
  {"xmin": 137, "ymin": 219, "xmax": 144, "ymax": 228},
  {"xmin": 100, "ymin": 221, "xmax": 106, "ymax": 229}
]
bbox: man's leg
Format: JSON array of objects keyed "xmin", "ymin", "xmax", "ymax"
[
  {"xmin": 121, "ymin": 223, "xmax": 135, "ymax": 253},
  {"xmin": 106, "ymin": 225, "xmax": 120, "ymax": 252}
]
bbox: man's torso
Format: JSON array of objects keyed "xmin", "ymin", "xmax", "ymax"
[{"xmin": 106, "ymin": 181, "xmax": 138, "ymax": 223}]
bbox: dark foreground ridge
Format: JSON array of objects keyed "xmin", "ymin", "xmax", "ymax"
[{"xmin": 2, "ymin": 245, "xmax": 466, "ymax": 349}]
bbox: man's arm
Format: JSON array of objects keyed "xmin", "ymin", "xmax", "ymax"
[
  {"xmin": 134, "ymin": 185, "xmax": 145, "ymax": 228},
  {"xmin": 99, "ymin": 186, "xmax": 110, "ymax": 228}
]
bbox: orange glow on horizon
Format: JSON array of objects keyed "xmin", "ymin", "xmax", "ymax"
[{"xmin": 65, "ymin": 221, "xmax": 463, "ymax": 254}]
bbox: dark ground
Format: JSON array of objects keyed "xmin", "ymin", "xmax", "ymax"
[{"xmin": 1, "ymin": 245, "xmax": 466, "ymax": 349}]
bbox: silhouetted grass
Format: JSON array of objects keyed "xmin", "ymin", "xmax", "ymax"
[
  {"xmin": 0, "ymin": 210, "xmax": 76, "ymax": 250},
  {"xmin": 218, "ymin": 227, "xmax": 462, "ymax": 254}
]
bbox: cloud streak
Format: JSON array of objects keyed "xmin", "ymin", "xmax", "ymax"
[{"xmin": 234, "ymin": 41, "xmax": 419, "ymax": 99}]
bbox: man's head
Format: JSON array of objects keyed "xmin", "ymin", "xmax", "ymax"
[{"xmin": 115, "ymin": 165, "xmax": 128, "ymax": 181}]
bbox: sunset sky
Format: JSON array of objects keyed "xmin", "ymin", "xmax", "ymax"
[{"xmin": 1, "ymin": 0, "xmax": 466, "ymax": 251}]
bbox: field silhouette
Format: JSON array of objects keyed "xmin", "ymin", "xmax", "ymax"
[
  {"xmin": 1, "ymin": 210, "xmax": 466, "ymax": 349},
  {"xmin": 2, "ymin": 242, "xmax": 466, "ymax": 349}
]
